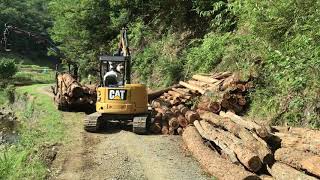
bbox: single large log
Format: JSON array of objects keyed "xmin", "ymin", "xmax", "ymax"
[
  {"xmin": 182, "ymin": 126, "xmax": 258, "ymax": 180},
  {"xmin": 57, "ymin": 73, "xmax": 84, "ymax": 98},
  {"xmin": 200, "ymin": 120, "xmax": 262, "ymax": 172},
  {"xmin": 272, "ymin": 126, "xmax": 320, "ymax": 142},
  {"xmin": 275, "ymin": 148, "xmax": 320, "ymax": 177},
  {"xmin": 273, "ymin": 132, "xmax": 320, "ymax": 154},
  {"xmin": 200, "ymin": 111, "xmax": 273, "ymax": 165},
  {"xmin": 168, "ymin": 117, "xmax": 179, "ymax": 130},
  {"xmin": 269, "ymin": 162, "xmax": 317, "ymax": 180},
  {"xmin": 194, "ymin": 120, "xmax": 239, "ymax": 165},
  {"xmin": 192, "ymin": 74, "xmax": 219, "ymax": 84},
  {"xmin": 179, "ymin": 81, "xmax": 206, "ymax": 94},
  {"xmin": 220, "ymin": 111, "xmax": 271, "ymax": 139}
]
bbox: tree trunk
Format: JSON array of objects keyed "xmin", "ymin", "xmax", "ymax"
[
  {"xmin": 194, "ymin": 120, "xmax": 239, "ymax": 165},
  {"xmin": 200, "ymin": 120, "xmax": 262, "ymax": 172},
  {"xmin": 269, "ymin": 162, "xmax": 317, "ymax": 180},
  {"xmin": 275, "ymin": 148, "xmax": 320, "ymax": 177},
  {"xmin": 200, "ymin": 111, "xmax": 273, "ymax": 165},
  {"xmin": 182, "ymin": 126, "xmax": 258, "ymax": 180},
  {"xmin": 168, "ymin": 117, "xmax": 179, "ymax": 130},
  {"xmin": 220, "ymin": 111, "xmax": 271, "ymax": 139}
]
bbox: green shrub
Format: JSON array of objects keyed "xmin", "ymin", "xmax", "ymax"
[
  {"xmin": 184, "ymin": 33, "xmax": 230, "ymax": 75},
  {"xmin": 0, "ymin": 59, "xmax": 18, "ymax": 79}
]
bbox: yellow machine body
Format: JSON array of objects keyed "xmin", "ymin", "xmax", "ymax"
[{"xmin": 96, "ymin": 84, "xmax": 148, "ymax": 114}]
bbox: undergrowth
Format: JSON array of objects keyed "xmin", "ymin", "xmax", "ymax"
[{"xmin": 0, "ymin": 84, "xmax": 65, "ymax": 179}]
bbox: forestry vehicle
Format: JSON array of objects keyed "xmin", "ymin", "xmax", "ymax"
[{"xmin": 84, "ymin": 28, "xmax": 151, "ymax": 134}]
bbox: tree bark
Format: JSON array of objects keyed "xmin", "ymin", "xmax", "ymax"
[
  {"xmin": 269, "ymin": 162, "xmax": 317, "ymax": 180},
  {"xmin": 168, "ymin": 117, "xmax": 179, "ymax": 130},
  {"xmin": 200, "ymin": 111, "xmax": 273, "ymax": 165},
  {"xmin": 275, "ymin": 148, "xmax": 320, "ymax": 177},
  {"xmin": 182, "ymin": 126, "xmax": 259, "ymax": 180},
  {"xmin": 194, "ymin": 120, "xmax": 239, "ymax": 165},
  {"xmin": 220, "ymin": 111, "xmax": 271, "ymax": 139},
  {"xmin": 200, "ymin": 120, "xmax": 262, "ymax": 172}
]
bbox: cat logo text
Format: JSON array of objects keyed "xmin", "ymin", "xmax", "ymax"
[{"xmin": 108, "ymin": 89, "xmax": 127, "ymax": 100}]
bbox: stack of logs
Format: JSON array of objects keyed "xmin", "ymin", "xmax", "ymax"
[
  {"xmin": 149, "ymin": 72, "xmax": 253, "ymax": 135},
  {"xmin": 183, "ymin": 111, "xmax": 320, "ymax": 180},
  {"xmin": 52, "ymin": 73, "xmax": 96, "ymax": 110},
  {"xmin": 148, "ymin": 71, "xmax": 320, "ymax": 179}
]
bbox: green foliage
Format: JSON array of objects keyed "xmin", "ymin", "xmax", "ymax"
[
  {"xmin": 133, "ymin": 33, "xmax": 184, "ymax": 87},
  {"xmin": 1, "ymin": 0, "xmax": 319, "ymax": 128},
  {"xmin": 0, "ymin": 87, "xmax": 14, "ymax": 105},
  {"xmin": 0, "ymin": 58, "xmax": 17, "ymax": 79},
  {"xmin": 0, "ymin": 85, "xmax": 66, "ymax": 179},
  {"xmin": 0, "ymin": 0, "xmax": 52, "ymax": 57},
  {"xmin": 184, "ymin": 33, "xmax": 230, "ymax": 74}
]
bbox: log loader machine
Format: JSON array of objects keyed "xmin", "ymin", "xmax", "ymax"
[{"xmin": 84, "ymin": 28, "xmax": 151, "ymax": 134}]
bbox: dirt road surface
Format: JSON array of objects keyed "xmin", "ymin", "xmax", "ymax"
[{"xmin": 40, "ymin": 86, "xmax": 210, "ymax": 180}]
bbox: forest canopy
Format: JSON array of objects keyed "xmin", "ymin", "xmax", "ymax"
[{"xmin": 1, "ymin": 0, "xmax": 319, "ymax": 127}]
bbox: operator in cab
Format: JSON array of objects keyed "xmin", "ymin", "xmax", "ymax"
[{"xmin": 103, "ymin": 62, "xmax": 124, "ymax": 87}]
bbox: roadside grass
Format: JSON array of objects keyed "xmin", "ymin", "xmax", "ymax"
[
  {"xmin": 13, "ymin": 65, "xmax": 55, "ymax": 85},
  {"xmin": 0, "ymin": 84, "xmax": 65, "ymax": 179}
]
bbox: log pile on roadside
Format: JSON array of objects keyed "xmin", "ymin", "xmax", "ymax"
[
  {"xmin": 52, "ymin": 73, "xmax": 96, "ymax": 111},
  {"xmin": 148, "ymin": 72, "xmax": 320, "ymax": 179},
  {"xmin": 149, "ymin": 72, "xmax": 253, "ymax": 135}
]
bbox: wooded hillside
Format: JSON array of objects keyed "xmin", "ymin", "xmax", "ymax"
[{"xmin": 1, "ymin": 0, "xmax": 319, "ymax": 127}]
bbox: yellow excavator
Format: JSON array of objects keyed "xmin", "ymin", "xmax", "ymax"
[{"xmin": 84, "ymin": 28, "xmax": 151, "ymax": 134}]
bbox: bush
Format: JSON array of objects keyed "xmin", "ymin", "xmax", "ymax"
[{"xmin": 0, "ymin": 59, "xmax": 18, "ymax": 79}]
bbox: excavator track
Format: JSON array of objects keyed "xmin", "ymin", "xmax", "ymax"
[
  {"xmin": 84, "ymin": 112, "xmax": 101, "ymax": 132},
  {"xmin": 132, "ymin": 114, "xmax": 151, "ymax": 135}
]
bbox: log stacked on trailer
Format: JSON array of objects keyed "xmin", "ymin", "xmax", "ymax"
[{"xmin": 52, "ymin": 73, "xmax": 96, "ymax": 110}]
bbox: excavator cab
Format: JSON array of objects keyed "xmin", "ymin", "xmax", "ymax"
[{"xmin": 84, "ymin": 29, "xmax": 151, "ymax": 134}]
